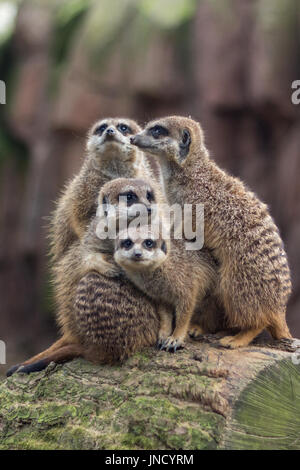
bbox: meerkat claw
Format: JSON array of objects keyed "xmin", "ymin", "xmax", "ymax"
[
  {"xmin": 156, "ymin": 338, "xmax": 165, "ymax": 349},
  {"xmin": 160, "ymin": 337, "xmax": 184, "ymax": 353}
]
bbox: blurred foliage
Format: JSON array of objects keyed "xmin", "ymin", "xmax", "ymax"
[
  {"xmin": 0, "ymin": 2, "xmax": 28, "ymax": 173},
  {"xmin": 81, "ymin": 0, "xmax": 137, "ymax": 65},
  {"xmin": 50, "ymin": 0, "xmax": 89, "ymax": 94},
  {"xmin": 76, "ymin": 0, "xmax": 197, "ymax": 72},
  {"xmin": 53, "ymin": 0, "xmax": 89, "ymax": 65},
  {"xmin": 138, "ymin": 0, "xmax": 197, "ymax": 29},
  {"xmin": 0, "ymin": 1, "xmax": 17, "ymax": 44}
]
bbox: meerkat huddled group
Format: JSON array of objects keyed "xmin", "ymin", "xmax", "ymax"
[{"xmin": 7, "ymin": 115, "xmax": 292, "ymax": 376}]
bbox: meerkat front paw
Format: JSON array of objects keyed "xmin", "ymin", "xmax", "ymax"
[
  {"xmin": 188, "ymin": 324, "xmax": 204, "ymax": 338},
  {"xmin": 159, "ymin": 336, "xmax": 185, "ymax": 353}
]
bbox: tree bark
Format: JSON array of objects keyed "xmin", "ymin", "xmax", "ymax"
[{"xmin": 0, "ymin": 337, "xmax": 299, "ymax": 450}]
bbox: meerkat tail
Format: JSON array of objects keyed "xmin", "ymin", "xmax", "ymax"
[
  {"xmin": 7, "ymin": 343, "xmax": 84, "ymax": 376},
  {"xmin": 6, "ymin": 335, "xmax": 78, "ymax": 376}
]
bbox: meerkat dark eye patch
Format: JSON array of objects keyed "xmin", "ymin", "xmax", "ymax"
[
  {"xmin": 94, "ymin": 124, "xmax": 108, "ymax": 135},
  {"xmin": 143, "ymin": 239, "xmax": 156, "ymax": 249},
  {"xmin": 119, "ymin": 191, "xmax": 139, "ymax": 206},
  {"xmin": 161, "ymin": 241, "xmax": 167, "ymax": 254},
  {"xmin": 146, "ymin": 190, "xmax": 155, "ymax": 202},
  {"xmin": 148, "ymin": 125, "xmax": 169, "ymax": 139},
  {"xmin": 179, "ymin": 129, "xmax": 191, "ymax": 160},
  {"xmin": 118, "ymin": 123, "xmax": 132, "ymax": 135},
  {"xmin": 121, "ymin": 239, "xmax": 133, "ymax": 249}
]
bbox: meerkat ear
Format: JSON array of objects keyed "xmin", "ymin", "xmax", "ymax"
[{"xmin": 179, "ymin": 129, "xmax": 191, "ymax": 161}]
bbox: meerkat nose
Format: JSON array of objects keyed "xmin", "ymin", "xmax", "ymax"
[
  {"xmin": 147, "ymin": 207, "xmax": 152, "ymax": 214},
  {"xmin": 130, "ymin": 136, "xmax": 136, "ymax": 145},
  {"xmin": 106, "ymin": 128, "xmax": 115, "ymax": 136},
  {"xmin": 134, "ymin": 250, "xmax": 142, "ymax": 259}
]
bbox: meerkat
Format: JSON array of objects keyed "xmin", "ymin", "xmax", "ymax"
[
  {"xmin": 7, "ymin": 120, "xmax": 160, "ymax": 376},
  {"xmin": 98, "ymin": 177, "xmax": 222, "ymax": 350},
  {"xmin": 7, "ymin": 215, "xmax": 160, "ymax": 376},
  {"xmin": 113, "ymin": 224, "xmax": 219, "ymax": 352},
  {"xmin": 130, "ymin": 116, "xmax": 292, "ymax": 349}
]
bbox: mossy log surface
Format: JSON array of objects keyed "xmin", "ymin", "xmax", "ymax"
[{"xmin": 0, "ymin": 337, "xmax": 299, "ymax": 450}]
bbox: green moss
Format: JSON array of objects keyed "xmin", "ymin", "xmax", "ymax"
[{"xmin": 0, "ymin": 357, "xmax": 225, "ymax": 450}]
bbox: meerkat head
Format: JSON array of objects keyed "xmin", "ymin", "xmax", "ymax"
[
  {"xmin": 86, "ymin": 118, "xmax": 141, "ymax": 160},
  {"xmin": 97, "ymin": 178, "xmax": 157, "ymax": 222},
  {"xmin": 131, "ymin": 116, "xmax": 206, "ymax": 166},
  {"xmin": 114, "ymin": 227, "xmax": 169, "ymax": 272}
]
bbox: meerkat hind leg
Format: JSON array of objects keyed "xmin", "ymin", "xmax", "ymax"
[
  {"xmin": 219, "ymin": 327, "xmax": 264, "ymax": 349},
  {"xmin": 267, "ymin": 315, "xmax": 292, "ymax": 340}
]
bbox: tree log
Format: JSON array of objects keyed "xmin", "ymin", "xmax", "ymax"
[{"xmin": 0, "ymin": 337, "xmax": 299, "ymax": 450}]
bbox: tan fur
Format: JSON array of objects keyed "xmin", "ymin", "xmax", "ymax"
[
  {"xmin": 58, "ymin": 218, "xmax": 159, "ymax": 363},
  {"xmin": 7, "ymin": 120, "xmax": 161, "ymax": 375},
  {"xmin": 132, "ymin": 116, "xmax": 292, "ymax": 348},
  {"xmin": 51, "ymin": 119, "xmax": 158, "ymax": 340},
  {"xmin": 9, "ymin": 216, "xmax": 159, "ymax": 374}
]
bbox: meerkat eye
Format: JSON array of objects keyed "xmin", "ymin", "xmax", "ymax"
[
  {"xmin": 146, "ymin": 190, "xmax": 155, "ymax": 202},
  {"xmin": 143, "ymin": 239, "xmax": 156, "ymax": 249},
  {"xmin": 121, "ymin": 239, "xmax": 133, "ymax": 249},
  {"xmin": 149, "ymin": 125, "xmax": 169, "ymax": 139},
  {"xmin": 118, "ymin": 123, "xmax": 132, "ymax": 135},
  {"xmin": 119, "ymin": 191, "xmax": 138, "ymax": 205},
  {"xmin": 94, "ymin": 124, "xmax": 108, "ymax": 135}
]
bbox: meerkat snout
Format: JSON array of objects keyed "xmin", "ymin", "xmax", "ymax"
[{"xmin": 105, "ymin": 127, "xmax": 116, "ymax": 139}]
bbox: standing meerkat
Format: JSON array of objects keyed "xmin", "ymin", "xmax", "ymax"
[
  {"xmin": 113, "ymin": 223, "xmax": 218, "ymax": 352},
  {"xmin": 7, "ymin": 119, "xmax": 158, "ymax": 376},
  {"xmin": 131, "ymin": 116, "xmax": 292, "ymax": 348}
]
